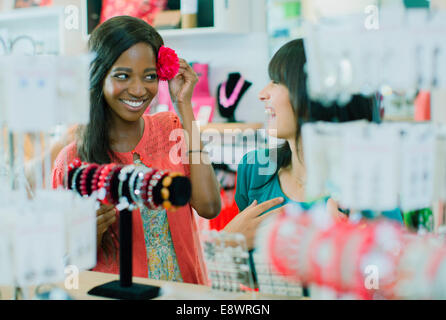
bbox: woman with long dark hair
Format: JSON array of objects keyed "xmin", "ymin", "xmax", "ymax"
[
  {"xmin": 224, "ymin": 39, "xmax": 402, "ymax": 249},
  {"xmin": 52, "ymin": 16, "xmax": 220, "ymax": 284}
]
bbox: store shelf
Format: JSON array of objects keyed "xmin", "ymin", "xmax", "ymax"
[
  {"xmin": 158, "ymin": 27, "xmax": 249, "ymax": 39},
  {"xmin": 200, "ymin": 122, "xmax": 264, "ymax": 133},
  {"xmin": 383, "ymin": 116, "xmax": 415, "ymax": 122}
]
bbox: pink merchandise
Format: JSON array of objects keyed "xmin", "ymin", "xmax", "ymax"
[{"xmin": 155, "ymin": 63, "xmax": 215, "ymax": 124}]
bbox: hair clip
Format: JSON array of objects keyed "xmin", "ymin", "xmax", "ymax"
[{"xmin": 157, "ymin": 46, "xmax": 180, "ymax": 81}]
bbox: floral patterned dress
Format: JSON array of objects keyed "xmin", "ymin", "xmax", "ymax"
[{"xmin": 140, "ymin": 202, "xmax": 183, "ymax": 281}]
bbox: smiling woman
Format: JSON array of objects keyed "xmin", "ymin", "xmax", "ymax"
[{"xmin": 51, "ymin": 15, "xmax": 221, "ymax": 285}]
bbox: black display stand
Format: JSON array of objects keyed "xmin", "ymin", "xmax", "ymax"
[{"xmin": 87, "ymin": 208, "xmax": 161, "ymax": 300}]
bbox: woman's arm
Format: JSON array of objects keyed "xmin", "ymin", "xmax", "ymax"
[{"xmin": 169, "ymin": 58, "xmax": 221, "ymax": 219}]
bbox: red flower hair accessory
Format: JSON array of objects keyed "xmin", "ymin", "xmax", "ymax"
[{"xmin": 157, "ymin": 46, "xmax": 180, "ymax": 81}]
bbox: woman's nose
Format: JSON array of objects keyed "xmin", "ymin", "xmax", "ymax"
[
  {"xmin": 128, "ymin": 79, "xmax": 147, "ymax": 98},
  {"xmin": 258, "ymin": 84, "xmax": 271, "ymax": 101}
]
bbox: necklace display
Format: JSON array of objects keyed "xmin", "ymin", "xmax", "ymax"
[
  {"xmin": 66, "ymin": 158, "xmax": 191, "ymax": 212},
  {"xmin": 219, "ymin": 76, "xmax": 246, "ymax": 108}
]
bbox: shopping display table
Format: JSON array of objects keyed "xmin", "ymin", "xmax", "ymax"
[{"xmin": 0, "ymin": 271, "xmax": 302, "ymax": 300}]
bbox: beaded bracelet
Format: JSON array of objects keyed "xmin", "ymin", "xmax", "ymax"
[
  {"xmin": 97, "ymin": 164, "xmax": 116, "ymax": 202},
  {"xmin": 130, "ymin": 167, "xmax": 152, "ymax": 206},
  {"xmin": 147, "ymin": 170, "xmax": 165, "ymax": 210},
  {"xmin": 104, "ymin": 165, "xmax": 124, "ymax": 205},
  {"xmin": 117, "ymin": 165, "xmax": 136, "ymax": 209},
  {"xmin": 80, "ymin": 163, "xmax": 99, "ymax": 197},
  {"xmin": 71, "ymin": 164, "xmax": 88, "ymax": 193},
  {"xmin": 91, "ymin": 164, "xmax": 107, "ymax": 194},
  {"xmin": 141, "ymin": 170, "xmax": 157, "ymax": 208},
  {"xmin": 160, "ymin": 171, "xmax": 183, "ymax": 211}
]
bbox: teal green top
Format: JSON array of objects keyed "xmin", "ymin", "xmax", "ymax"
[{"xmin": 234, "ymin": 149, "xmax": 403, "ymax": 223}]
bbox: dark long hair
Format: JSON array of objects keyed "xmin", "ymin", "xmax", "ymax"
[
  {"xmin": 257, "ymin": 39, "xmax": 376, "ymax": 187},
  {"xmin": 77, "ymin": 15, "xmax": 164, "ymax": 164},
  {"xmin": 77, "ymin": 16, "xmax": 164, "ymax": 260}
]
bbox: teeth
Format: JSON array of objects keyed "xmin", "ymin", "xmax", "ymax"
[{"xmin": 122, "ymin": 100, "xmax": 144, "ymax": 108}]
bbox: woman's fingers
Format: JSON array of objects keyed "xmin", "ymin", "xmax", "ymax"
[
  {"xmin": 257, "ymin": 205, "xmax": 285, "ymax": 223},
  {"xmin": 248, "ymin": 197, "xmax": 284, "ymax": 217}
]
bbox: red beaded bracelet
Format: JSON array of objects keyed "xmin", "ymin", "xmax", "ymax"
[
  {"xmin": 97, "ymin": 164, "xmax": 117, "ymax": 203},
  {"xmin": 80, "ymin": 163, "xmax": 99, "ymax": 197},
  {"xmin": 91, "ymin": 164, "xmax": 107, "ymax": 193}
]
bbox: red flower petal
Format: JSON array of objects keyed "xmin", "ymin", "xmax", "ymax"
[{"xmin": 157, "ymin": 46, "xmax": 180, "ymax": 81}]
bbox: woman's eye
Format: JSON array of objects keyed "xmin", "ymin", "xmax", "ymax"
[
  {"xmin": 145, "ymin": 74, "xmax": 157, "ymax": 81},
  {"xmin": 114, "ymin": 74, "xmax": 128, "ymax": 80}
]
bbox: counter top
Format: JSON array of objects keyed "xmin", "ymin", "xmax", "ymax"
[{"xmin": 0, "ymin": 271, "xmax": 303, "ymax": 300}]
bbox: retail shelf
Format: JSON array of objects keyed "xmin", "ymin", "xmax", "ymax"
[
  {"xmin": 200, "ymin": 122, "xmax": 264, "ymax": 133},
  {"xmin": 158, "ymin": 27, "xmax": 249, "ymax": 39}
]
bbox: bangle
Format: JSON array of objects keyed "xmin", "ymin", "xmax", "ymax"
[
  {"xmin": 80, "ymin": 163, "xmax": 99, "ymax": 197},
  {"xmin": 131, "ymin": 167, "xmax": 151, "ymax": 206},
  {"xmin": 147, "ymin": 170, "xmax": 165, "ymax": 210},
  {"xmin": 117, "ymin": 165, "xmax": 136, "ymax": 209},
  {"xmin": 141, "ymin": 170, "xmax": 157, "ymax": 208},
  {"xmin": 160, "ymin": 172, "xmax": 183, "ymax": 211},
  {"xmin": 91, "ymin": 164, "xmax": 107, "ymax": 194},
  {"xmin": 97, "ymin": 164, "xmax": 116, "ymax": 202},
  {"xmin": 105, "ymin": 165, "xmax": 124, "ymax": 205},
  {"xmin": 71, "ymin": 164, "xmax": 88, "ymax": 193}
]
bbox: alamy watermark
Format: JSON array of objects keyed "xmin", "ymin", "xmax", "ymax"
[
  {"xmin": 364, "ymin": 5, "xmax": 380, "ymax": 30},
  {"xmin": 364, "ymin": 264, "xmax": 379, "ymax": 290},
  {"xmin": 167, "ymin": 122, "xmax": 278, "ymax": 176}
]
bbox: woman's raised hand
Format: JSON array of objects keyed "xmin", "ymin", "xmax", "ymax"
[
  {"xmin": 223, "ymin": 197, "xmax": 285, "ymax": 250},
  {"xmin": 168, "ymin": 58, "xmax": 198, "ymax": 106}
]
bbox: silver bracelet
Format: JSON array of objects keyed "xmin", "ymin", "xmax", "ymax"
[
  {"xmin": 117, "ymin": 165, "xmax": 136, "ymax": 209},
  {"xmin": 71, "ymin": 165, "xmax": 88, "ymax": 193},
  {"xmin": 129, "ymin": 166, "xmax": 150, "ymax": 206}
]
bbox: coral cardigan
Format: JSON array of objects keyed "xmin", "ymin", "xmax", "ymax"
[{"xmin": 52, "ymin": 112, "xmax": 208, "ymax": 285}]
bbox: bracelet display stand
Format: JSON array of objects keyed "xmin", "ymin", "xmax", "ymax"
[{"xmin": 88, "ymin": 209, "xmax": 160, "ymax": 300}]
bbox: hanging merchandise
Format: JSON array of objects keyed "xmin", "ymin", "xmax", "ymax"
[
  {"xmin": 100, "ymin": 0, "xmax": 168, "ymax": 26},
  {"xmin": 264, "ymin": 204, "xmax": 446, "ymax": 300},
  {"xmin": 217, "ymin": 72, "xmax": 252, "ymax": 123},
  {"xmin": 302, "ymin": 121, "xmax": 441, "ymax": 216},
  {"xmin": 304, "ymin": 7, "xmax": 446, "ymax": 106},
  {"xmin": 0, "ymin": 55, "xmax": 90, "ymax": 132}
]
